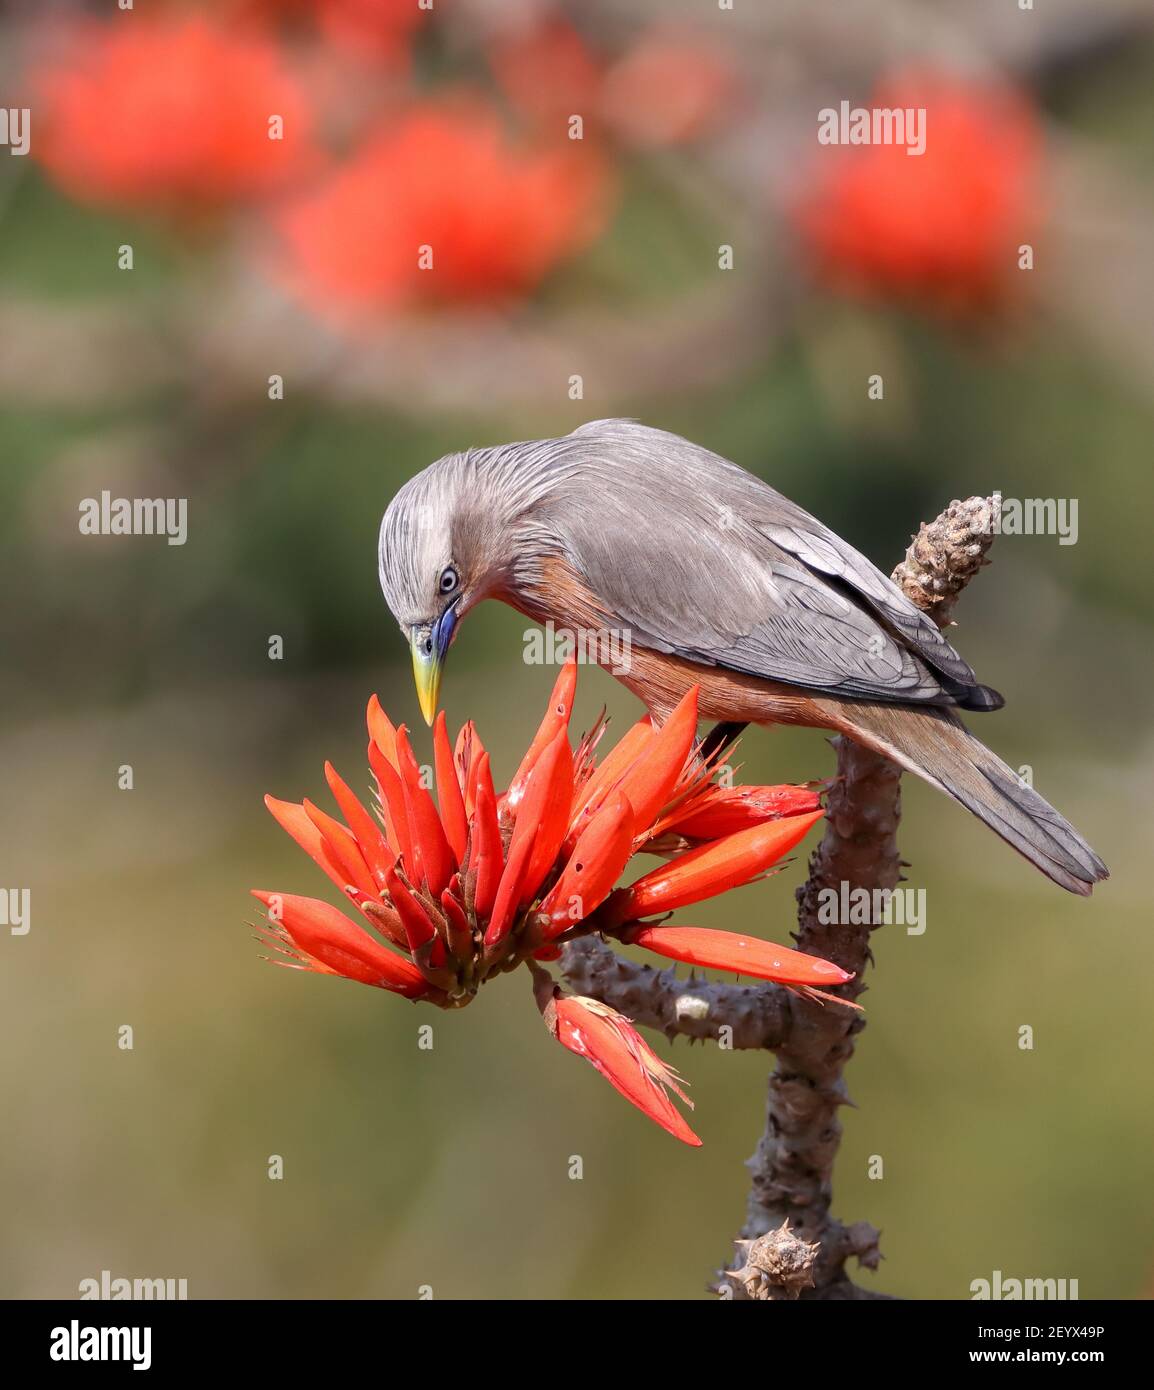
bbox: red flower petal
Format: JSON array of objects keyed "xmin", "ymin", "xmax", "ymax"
[
  {"xmin": 603, "ymin": 809, "xmax": 824, "ymax": 924},
  {"xmin": 470, "ymin": 766, "xmax": 504, "ymax": 926},
  {"xmin": 396, "ymin": 726, "xmax": 455, "ymax": 898},
  {"xmin": 323, "ymin": 761, "xmax": 395, "ymax": 885},
  {"xmin": 539, "ymin": 790, "xmax": 635, "ymax": 936},
  {"xmin": 251, "ymin": 890, "xmax": 427, "ymax": 996},
  {"xmin": 383, "ymin": 865, "xmax": 443, "ymax": 965},
  {"xmin": 518, "ymin": 729, "xmax": 575, "ymax": 903},
  {"xmin": 564, "ymin": 715, "xmax": 654, "ymax": 852},
  {"xmin": 466, "ymin": 743, "xmax": 496, "ymax": 835},
  {"xmin": 439, "ymin": 883, "xmax": 474, "ymax": 963},
  {"xmin": 367, "ymin": 737, "xmax": 413, "ymax": 868},
  {"xmin": 366, "ymin": 693, "xmax": 400, "ymax": 769},
  {"xmin": 483, "ymin": 827, "xmax": 534, "ymax": 947},
  {"xmin": 455, "ymin": 720, "xmax": 484, "ymax": 815},
  {"xmin": 264, "ymin": 794, "xmax": 350, "ymax": 897},
  {"xmin": 614, "ymin": 686, "xmax": 698, "ymax": 836},
  {"xmin": 660, "ymin": 784, "xmax": 822, "ymax": 840},
  {"xmin": 302, "ymin": 798, "xmax": 377, "ymax": 899},
  {"xmin": 433, "ymin": 712, "xmax": 468, "ymax": 864},
  {"xmin": 623, "ymin": 924, "xmax": 852, "ymax": 987},
  {"xmin": 547, "ymin": 993, "xmax": 701, "ymax": 1146},
  {"xmin": 506, "ymin": 659, "xmax": 577, "ymax": 811},
  {"xmin": 486, "ymin": 727, "xmax": 574, "ymax": 941}
]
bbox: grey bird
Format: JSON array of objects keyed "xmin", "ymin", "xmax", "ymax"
[{"xmin": 378, "ymin": 419, "xmax": 1107, "ymax": 895}]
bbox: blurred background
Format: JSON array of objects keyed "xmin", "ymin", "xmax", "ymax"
[{"xmin": 1, "ymin": 0, "xmax": 1152, "ymax": 1300}]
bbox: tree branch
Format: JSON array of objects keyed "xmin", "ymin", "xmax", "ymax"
[
  {"xmin": 720, "ymin": 495, "xmax": 999, "ymax": 1300},
  {"xmin": 561, "ymin": 496, "xmax": 997, "ymax": 1299},
  {"xmin": 560, "ymin": 935, "xmax": 790, "ymax": 1049}
]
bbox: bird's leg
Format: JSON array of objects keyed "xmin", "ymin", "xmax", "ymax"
[{"xmin": 698, "ymin": 720, "xmax": 748, "ymax": 765}]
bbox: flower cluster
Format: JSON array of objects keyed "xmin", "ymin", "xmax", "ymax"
[
  {"xmin": 24, "ymin": 9, "xmax": 1045, "ymax": 327},
  {"xmin": 253, "ymin": 665, "xmax": 853, "ymax": 1144},
  {"xmin": 794, "ymin": 71, "xmax": 1043, "ymax": 315},
  {"xmin": 31, "ymin": 16, "xmax": 320, "ymax": 216},
  {"xmin": 275, "ymin": 100, "xmax": 610, "ymax": 322},
  {"xmin": 21, "ymin": 7, "xmax": 750, "ymax": 324}
]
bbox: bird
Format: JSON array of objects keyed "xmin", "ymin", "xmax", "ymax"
[{"xmin": 377, "ymin": 418, "xmax": 1107, "ymax": 895}]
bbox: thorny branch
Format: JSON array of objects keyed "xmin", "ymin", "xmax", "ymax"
[
  {"xmin": 560, "ymin": 935, "xmax": 790, "ymax": 1050},
  {"xmin": 562, "ymin": 494, "xmax": 1000, "ymax": 1300}
]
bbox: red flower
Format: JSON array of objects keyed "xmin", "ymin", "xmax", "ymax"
[
  {"xmin": 252, "ymin": 891, "xmax": 427, "ymax": 996},
  {"xmin": 229, "ymin": 0, "xmax": 424, "ymax": 68},
  {"xmin": 489, "ymin": 15, "xmax": 738, "ymax": 150},
  {"xmin": 600, "ymin": 26, "xmax": 739, "ymax": 149},
  {"xmin": 544, "ymin": 992, "xmax": 700, "ymax": 1147},
  {"xmin": 620, "ymin": 925, "xmax": 849, "ymax": 993},
  {"xmin": 793, "ymin": 71, "xmax": 1043, "ymax": 315},
  {"xmin": 31, "ymin": 17, "xmax": 319, "ymax": 216},
  {"xmin": 275, "ymin": 98, "xmax": 611, "ymax": 321},
  {"xmin": 253, "ymin": 663, "xmax": 848, "ymax": 1143},
  {"xmin": 307, "ymin": 0, "xmax": 423, "ymax": 65},
  {"xmin": 488, "ymin": 15, "xmax": 603, "ymax": 129},
  {"xmin": 600, "ymin": 813, "xmax": 824, "ymax": 925},
  {"xmin": 650, "ymin": 782, "xmax": 822, "ymax": 844}
]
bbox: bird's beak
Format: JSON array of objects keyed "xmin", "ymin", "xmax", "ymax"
[{"xmin": 409, "ymin": 605, "xmax": 458, "ymax": 726}]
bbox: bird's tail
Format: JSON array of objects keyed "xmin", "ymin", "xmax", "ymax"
[{"xmin": 822, "ymin": 700, "xmax": 1109, "ymax": 895}]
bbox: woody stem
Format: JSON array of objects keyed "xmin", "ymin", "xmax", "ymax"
[
  {"xmin": 720, "ymin": 495, "xmax": 999, "ymax": 1300},
  {"xmin": 563, "ymin": 498, "xmax": 998, "ymax": 1298}
]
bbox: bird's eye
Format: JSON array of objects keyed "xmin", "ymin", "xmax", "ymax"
[{"xmin": 438, "ymin": 566, "xmax": 459, "ymax": 596}]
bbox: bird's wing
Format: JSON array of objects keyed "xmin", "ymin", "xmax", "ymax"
[
  {"xmin": 751, "ymin": 504, "xmax": 977, "ymax": 687},
  {"xmin": 568, "ymin": 528, "xmax": 955, "ymax": 703},
  {"xmin": 553, "ymin": 421, "xmax": 994, "ymax": 707}
]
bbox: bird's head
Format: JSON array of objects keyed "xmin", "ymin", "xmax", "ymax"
[
  {"xmin": 378, "ymin": 446, "xmax": 564, "ymax": 724},
  {"xmin": 376, "ymin": 460, "xmax": 474, "ymax": 725}
]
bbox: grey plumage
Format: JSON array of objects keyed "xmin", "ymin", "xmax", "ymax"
[
  {"xmin": 836, "ymin": 701, "xmax": 1107, "ymax": 896},
  {"xmin": 383, "ymin": 420, "xmax": 993, "ymax": 707},
  {"xmin": 536, "ymin": 420, "xmax": 1000, "ymax": 709},
  {"xmin": 378, "ymin": 419, "xmax": 1107, "ymax": 894}
]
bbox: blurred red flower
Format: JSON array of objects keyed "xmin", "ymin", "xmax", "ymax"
[
  {"xmin": 252, "ymin": 664, "xmax": 851, "ymax": 1144},
  {"xmin": 489, "ymin": 14, "xmax": 738, "ymax": 149},
  {"xmin": 275, "ymin": 98, "xmax": 611, "ymax": 320},
  {"xmin": 794, "ymin": 72, "xmax": 1044, "ymax": 314},
  {"xmin": 600, "ymin": 26, "xmax": 738, "ymax": 148},
  {"xmin": 231, "ymin": 0, "xmax": 424, "ymax": 68},
  {"xmin": 488, "ymin": 15, "xmax": 604, "ymax": 129},
  {"xmin": 31, "ymin": 16, "xmax": 318, "ymax": 217}
]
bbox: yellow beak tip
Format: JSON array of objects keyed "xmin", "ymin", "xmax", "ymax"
[{"xmin": 411, "ymin": 643, "xmax": 443, "ymax": 728}]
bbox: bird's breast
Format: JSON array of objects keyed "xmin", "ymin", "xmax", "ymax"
[{"xmin": 502, "ymin": 551, "xmax": 831, "ymax": 730}]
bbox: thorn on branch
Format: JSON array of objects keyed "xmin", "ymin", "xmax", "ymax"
[{"xmin": 723, "ymin": 1221, "xmax": 820, "ymax": 1301}]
